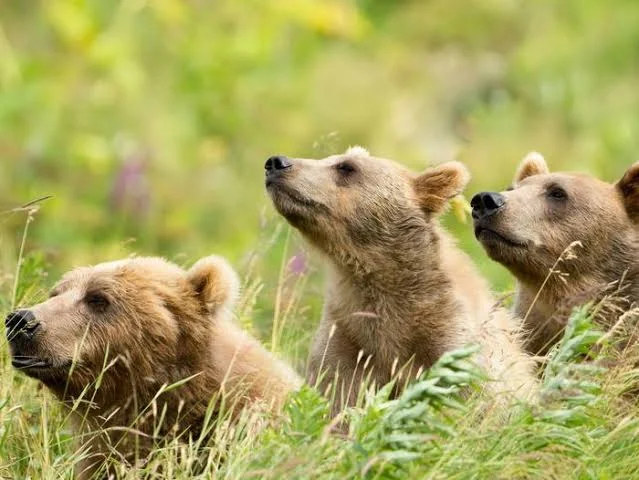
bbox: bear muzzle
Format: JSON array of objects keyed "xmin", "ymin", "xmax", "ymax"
[
  {"xmin": 5, "ymin": 310, "xmax": 55, "ymax": 374},
  {"xmin": 265, "ymin": 155, "xmax": 292, "ymax": 171},
  {"xmin": 6, "ymin": 309, "xmax": 40, "ymax": 342},
  {"xmin": 265, "ymin": 155, "xmax": 292, "ymax": 188},
  {"xmin": 471, "ymin": 191, "xmax": 506, "ymax": 221}
]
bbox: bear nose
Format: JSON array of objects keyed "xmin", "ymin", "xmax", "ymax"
[
  {"xmin": 265, "ymin": 155, "xmax": 292, "ymax": 173},
  {"xmin": 5, "ymin": 310, "xmax": 40, "ymax": 339},
  {"xmin": 471, "ymin": 192, "xmax": 506, "ymax": 220}
]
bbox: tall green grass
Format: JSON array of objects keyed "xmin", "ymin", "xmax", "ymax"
[{"xmin": 2, "ymin": 212, "xmax": 639, "ymax": 479}]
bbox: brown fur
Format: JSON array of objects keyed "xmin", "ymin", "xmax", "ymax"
[
  {"xmin": 265, "ymin": 148, "xmax": 536, "ymax": 413},
  {"xmin": 7, "ymin": 256, "xmax": 301, "ymax": 478},
  {"xmin": 474, "ymin": 152, "xmax": 639, "ymax": 355}
]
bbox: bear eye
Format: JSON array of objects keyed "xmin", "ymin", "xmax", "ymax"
[
  {"xmin": 85, "ymin": 293, "xmax": 110, "ymax": 312},
  {"xmin": 335, "ymin": 161, "xmax": 356, "ymax": 175},
  {"xmin": 546, "ymin": 185, "xmax": 568, "ymax": 201}
]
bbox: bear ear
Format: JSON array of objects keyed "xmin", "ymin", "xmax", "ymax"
[
  {"xmin": 514, "ymin": 151, "xmax": 549, "ymax": 183},
  {"xmin": 616, "ymin": 162, "xmax": 639, "ymax": 222},
  {"xmin": 413, "ymin": 161, "xmax": 471, "ymax": 214},
  {"xmin": 187, "ymin": 256, "xmax": 240, "ymax": 314}
]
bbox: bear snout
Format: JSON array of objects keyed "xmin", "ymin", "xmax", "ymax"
[
  {"xmin": 265, "ymin": 155, "xmax": 292, "ymax": 187},
  {"xmin": 5, "ymin": 309, "xmax": 40, "ymax": 342},
  {"xmin": 265, "ymin": 155, "xmax": 292, "ymax": 172},
  {"xmin": 471, "ymin": 191, "xmax": 506, "ymax": 220}
]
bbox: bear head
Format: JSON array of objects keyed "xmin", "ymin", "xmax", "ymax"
[
  {"xmin": 5, "ymin": 255, "xmax": 239, "ymax": 404},
  {"xmin": 264, "ymin": 147, "xmax": 469, "ymax": 272},
  {"xmin": 471, "ymin": 152, "xmax": 639, "ymax": 291}
]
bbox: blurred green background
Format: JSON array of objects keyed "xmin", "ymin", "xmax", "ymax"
[{"xmin": 1, "ymin": 0, "xmax": 639, "ymax": 359}]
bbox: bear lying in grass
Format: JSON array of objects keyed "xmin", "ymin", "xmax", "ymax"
[
  {"xmin": 472, "ymin": 152, "xmax": 639, "ymax": 355},
  {"xmin": 265, "ymin": 147, "xmax": 536, "ymax": 413},
  {"xmin": 5, "ymin": 255, "xmax": 301, "ymax": 478}
]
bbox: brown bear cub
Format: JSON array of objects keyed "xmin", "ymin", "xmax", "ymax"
[
  {"xmin": 6, "ymin": 255, "xmax": 301, "ymax": 478},
  {"xmin": 472, "ymin": 152, "xmax": 639, "ymax": 355},
  {"xmin": 265, "ymin": 147, "xmax": 536, "ymax": 412}
]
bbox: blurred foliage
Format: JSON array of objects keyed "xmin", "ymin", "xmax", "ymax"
[{"xmin": 1, "ymin": 0, "xmax": 639, "ymax": 345}]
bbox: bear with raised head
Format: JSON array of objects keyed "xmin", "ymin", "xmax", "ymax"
[
  {"xmin": 5, "ymin": 255, "xmax": 301, "ymax": 478},
  {"xmin": 264, "ymin": 147, "xmax": 536, "ymax": 412},
  {"xmin": 472, "ymin": 152, "xmax": 639, "ymax": 355}
]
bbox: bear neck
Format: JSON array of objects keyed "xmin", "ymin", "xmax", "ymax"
[
  {"xmin": 52, "ymin": 343, "xmax": 223, "ymax": 448},
  {"xmin": 63, "ymin": 373, "xmax": 222, "ymax": 469},
  {"xmin": 61, "ymin": 362, "xmax": 220, "ymax": 432},
  {"xmin": 323, "ymin": 221, "xmax": 468, "ymax": 364},
  {"xmin": 514, "ymin": 234, "xmax": 639, "ymax": 355},
  {"xmin": 329, "ymin": 221, "xmax": 446, "ymax": 296},
  {"xmin": 58, "ymin": 319, "xmax": 296, "ymax": 448}
]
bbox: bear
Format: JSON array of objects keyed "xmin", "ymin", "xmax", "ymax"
[
  {"xmin": 471, "ymin": 152, "xmax": 639, "ymax": 356},
  {"xmin": 5, "ymin": 255, "xmax": 301, "ymax": 479},
  {"xmin": 264, "ymin": 147, "xmax": 536, "ymax": 413}
]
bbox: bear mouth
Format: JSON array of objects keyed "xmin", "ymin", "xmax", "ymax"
[
  {"xmin": 474, "ymin": 226, "xmax": 526, "ymax": 248},
  {"xmin": 266, "ymin": 181, "xmax": 329, "ymax": 215},
  {"xmin": 11, "ymin": 356, "xmax": 70, "ymax": 377},
  {"xmin": 12, "ymin": 356, "xmax": 54, "ymax": 370}
]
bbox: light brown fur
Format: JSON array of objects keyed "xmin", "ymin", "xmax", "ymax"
[
  {"xmin": 265, "ymin": 148, "xmax": 536, "ymax": 413},
  {"xmin": 7, "ymin": 256, "xmax": 301, "ymax": 478},
  {"xmin": 473, "ymin": 152, "xmax": 639, "ymax": 355}
]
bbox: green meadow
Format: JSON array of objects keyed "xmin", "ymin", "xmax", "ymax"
[{"xmin": 2, "ymin": 1, "xmax": 639, "ymax": 478}]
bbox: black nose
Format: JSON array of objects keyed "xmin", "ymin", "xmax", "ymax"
[
  {"xmin": 5, "ymin": 310, "xmax": 40, "ymax": 339},
  {"xmin": 265, "ymin": 155, "xmax": 292, "ymax": 173},
  {"xmin": 471, "ymin": 192, "xmax": 506, "ymax": 220}
]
